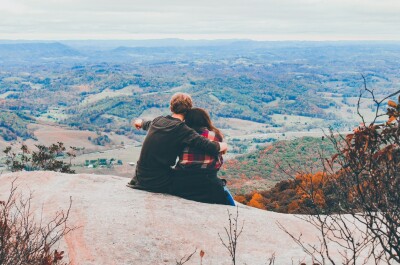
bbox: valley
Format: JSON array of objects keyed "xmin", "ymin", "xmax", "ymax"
[{"xmin": 1, "ymin": 40, "xmax": 399, "ymax": 190}]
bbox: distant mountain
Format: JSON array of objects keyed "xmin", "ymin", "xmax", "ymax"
[
  {"xmin": 0, "ymin": 42, "xmax": 81, "ymax": 63},
  {"xmin": 2, "ymin": 39, "xmax": 400, "ymax": 64},
  {"xmin": 61, "ymin": 38, "xmax": 248, "ymax": 50}
]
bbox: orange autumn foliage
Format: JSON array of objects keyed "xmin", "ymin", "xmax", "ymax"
[
  {"xmin": 295, "ymin": 172, "xmax": 327, "ymax": 207},
  {"xmin": 238, "ymin": 171, "xmax": 329, "ymax": 213},
  {"xmin": 234, "ymin": 195, "xmax": 247, "ymax": 205},
  {"xmin": 287, "ymin": 201, "xmax": 299, "ymax": 213},
  {"xmin": 248, "ymin": 193, "xmax": 266, "ymax": 210},
  {"xmin": 388, "ymin": 100, "xmax": 397, "ymax": 108}
]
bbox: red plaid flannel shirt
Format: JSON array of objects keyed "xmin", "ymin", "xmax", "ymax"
[{"xmin": 176, "ymin": 128, "xmax": 223, "ymax": 170}]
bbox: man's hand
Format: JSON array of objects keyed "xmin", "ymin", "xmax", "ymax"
[
  {"xmin": 219, "ymin": 142, "xmax": 228, "ymax": 154},
  {"xmin": 132, "ymin": 119, "xmax": 143, "ymax": 130}
]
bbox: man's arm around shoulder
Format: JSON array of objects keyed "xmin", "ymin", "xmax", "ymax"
[{"xmin": 179, "ymin": 124, "xmax": 228, "ymax": 155}]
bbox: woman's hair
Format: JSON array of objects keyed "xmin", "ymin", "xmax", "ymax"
[
  {"xmin": 185, "ymin": 108, "xmax": 223, "ymax": 139},
  {"xmin": 170, "ymin": 93, "xmax": 193, "ymax": 115}
]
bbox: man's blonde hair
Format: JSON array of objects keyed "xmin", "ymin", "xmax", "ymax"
[{"xmin": 170, "ymin": 93, "xmax": 193, "ymax": 115}]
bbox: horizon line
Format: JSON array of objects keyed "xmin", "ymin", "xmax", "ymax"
[
  {"xmin": 1, "ymin": 33, "xmax": 400, "ymax": 42},
  {"xmin": 1, "ymin": 38, "xmax": 400, "ymax": 42}
]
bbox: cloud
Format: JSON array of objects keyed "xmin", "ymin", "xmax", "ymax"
[
  {"xmin": 0, "ymin": 0, "xmax": 399, "ymax": 40},
  {"xmin": 0, "ymin": 0, "xmax": 29, "ymax": 14}
]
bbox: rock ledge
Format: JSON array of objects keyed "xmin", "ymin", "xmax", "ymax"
[{"xmin": 0, "ymin": 171, "xmax": 318, "ymax": 265}]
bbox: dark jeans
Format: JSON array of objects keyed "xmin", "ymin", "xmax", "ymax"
[
  {"xmin": 224, "ymin": 187, "xmax": 236, "ymax": 206},
  {"xmin": 171, "ymin": 170, "xmax": 231, "ymax": 205},
  {"xmin": 129, "ymin": 164, "xmax": 173, "ymax": 194}
]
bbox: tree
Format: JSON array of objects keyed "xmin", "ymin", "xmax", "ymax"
[
  {"xmin": 247, "ymin": 192, "xmax": 266, "ymax": 210},
  {"xmin": 279, "ymin": 86, "xmax": 400, "ymax": 264},
  {"xmin": 3, "ymin": 142, "xmax": 76, "ymax": 173}
]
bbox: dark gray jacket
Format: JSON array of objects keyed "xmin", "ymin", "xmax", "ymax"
[{"xmin": 130, "ymin": 115, "xmax": 220, "ymax": 193}]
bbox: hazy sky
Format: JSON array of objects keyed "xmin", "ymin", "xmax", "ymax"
[{"xmin": 1, "ymin": 0, "xmax": 400, "ymax": 40}]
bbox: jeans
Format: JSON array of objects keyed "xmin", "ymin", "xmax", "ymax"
[{"xmin": 224, "ymin": 187, "xmax": 236, "ymax": 206}]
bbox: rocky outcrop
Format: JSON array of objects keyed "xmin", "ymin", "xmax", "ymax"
[{"xmin": 0, "ymin": 171, "xmax": 320, "ymax": 265}]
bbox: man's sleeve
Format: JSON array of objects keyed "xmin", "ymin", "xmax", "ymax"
[
  {"xmin": 142, "ymin": 120, "xmax": 152, "ymax": 131},
  {"xmin": 141, "ymin": 116, "xmax": 163, "ymax": 131},
  {"xmin": 178, "ymin": 124, "xmax": 220, "ymax": 156}
]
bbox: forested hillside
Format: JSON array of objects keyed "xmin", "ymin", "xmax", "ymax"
[
  {"xmin": 236, "ymin": 95, "xmax": 399, "ymax": 218},
  {"xmin": 0, "ymin": 110, "xmax": 34, "ymax": 141},
  {"xmin": 221, "ymin": 136, "xmax": 337, "ymax": 193},
  {"xmin": 1, "ymin": 41, "xmax": 399, "ymax": 142}
]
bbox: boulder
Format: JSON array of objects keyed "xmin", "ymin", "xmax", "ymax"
[{"xmin": 0, "ymin": 171, "xmax": 320, "ymax": 265}]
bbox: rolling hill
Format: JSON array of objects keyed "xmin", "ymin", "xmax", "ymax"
[{"xmin": 220, "ymin": 136, "xmax": 337, "ymax": 194}]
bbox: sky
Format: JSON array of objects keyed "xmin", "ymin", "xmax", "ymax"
[{"xmin": 1, "ymin": 0, "xmax": 400, "ymax": 40}]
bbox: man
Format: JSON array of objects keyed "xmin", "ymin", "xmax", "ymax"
[{"xmin": 129, "ymin": 93, "xmax": 228, "ymax": 193}]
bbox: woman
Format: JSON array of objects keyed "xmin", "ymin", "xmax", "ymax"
[{"xmin": 172, "ymin": 108, "xmax": 235, "ymax": 205}]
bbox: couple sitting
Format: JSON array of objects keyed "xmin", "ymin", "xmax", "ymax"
[{"xmin": 128, "ymin": 93, "xmax": 235, "ymax": 206}]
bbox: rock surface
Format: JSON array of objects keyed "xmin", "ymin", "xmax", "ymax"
[{"xmin": 0, "ymin": 171, "xmax": 320, "ymax": 265}]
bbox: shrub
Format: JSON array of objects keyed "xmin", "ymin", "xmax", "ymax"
[
  {"xmin": 3, "ymin": 142, "xmax": 77, "ymax": 173},
  {"xmin": 0, "ymin": 180, "xmax": 74, "ymax": 265}
]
